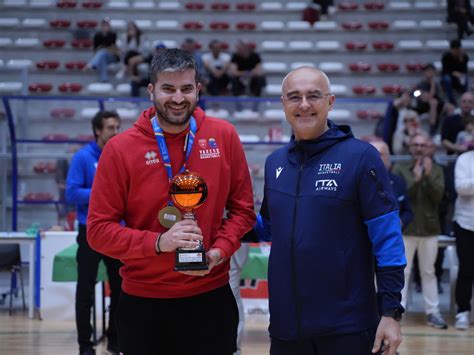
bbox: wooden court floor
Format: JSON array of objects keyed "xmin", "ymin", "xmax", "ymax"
[{"xmin": 0, "ymin": 311, "xmax": 473, "ymax": 355}]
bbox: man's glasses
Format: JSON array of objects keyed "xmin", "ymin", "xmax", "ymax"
[{"xmin": 285, "ymin": 93, "xmax": 331, "ymax": 104}]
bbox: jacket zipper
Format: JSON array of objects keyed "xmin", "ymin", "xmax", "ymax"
[
  {"xmin": 291, "ymin": 148, "xmax": 305, "ymax": 338},
  {"xmin": 369, "ymin": 168, "xmax": 390, "ymax": 205}
]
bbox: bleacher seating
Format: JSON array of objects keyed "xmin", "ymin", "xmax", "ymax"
[{"xmin": 0, "ymin": 0, "xmax": 467, "ymax": 109}]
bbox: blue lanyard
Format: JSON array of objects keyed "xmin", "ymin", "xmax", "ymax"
[{"xmin": 151, "ymin": 116, "xmax": 196, "ymax": 181}]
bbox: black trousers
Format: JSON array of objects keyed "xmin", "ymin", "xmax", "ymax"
[
  {"xmin": 76, "ymin": 224, "xmax": 122, "ymax": 351},
  {"xmin": 117, "ymin": 284, "xmax": 238, "ymax": 355},
  {"xmin": 455, "ymin": 222, "xmax": 474, "ymax": 312},
  {"xmin": 270, "ymin": 328, "xmax": 380, "ymax": 355}
]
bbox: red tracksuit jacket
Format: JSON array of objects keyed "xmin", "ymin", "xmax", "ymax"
[{"xmin": 87, "ymin": 106, "xmax": 256, "ymax": 298}]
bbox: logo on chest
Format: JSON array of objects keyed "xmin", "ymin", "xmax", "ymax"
[
  {"xmin": 315, "ymin": 179, "xmax": 338, "ymax": 191},
  {"xmin": 317, "ymin": 163, "xmax": 342, "ymax": 175},
  {"xmin": 145, "ymin": 150, "xmax": 160, "ymax": 165},
  {"xmin": 199, "ymin": 137, "xmax": 221, "ymax": 159}
]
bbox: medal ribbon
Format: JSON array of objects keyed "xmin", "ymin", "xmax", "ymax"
[{"xmin": 151, "ymin": 115, "xmax": 196, "ymax": 181}]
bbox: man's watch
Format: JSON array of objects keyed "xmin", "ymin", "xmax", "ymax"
[{"xmin": 383, "ymin": 308, "xmax": 403, "ymax": 321}]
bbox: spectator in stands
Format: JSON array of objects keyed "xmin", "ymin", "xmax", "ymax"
[
  {"xmin": 66, "ymin": 110, "xmax": 122, "ymax": 355},
  {"xmin": 86, "ymin": 18, "xmax": 120, "ymax": 82},
  {"xmin": 130, "ymin": 42, "xmax": 167, "ymax": 97},
  {"xmin": 453, "ymin": 147, "xmax": 474, "ymax": 330},
  {"xmin": 116, "ymin": 21, "xmax": 145, "ymax": 79},
  {"xmin": 393, "ymin": 133, "xmax": 448, "ymax": 329},
  {"xmin": 447, "ymin": 0, "xmax": 474, "ymax": 39},
  {"xmin": 455, "ymin": 115, "xmax": 474, "ymax": 150},
  {"xmin": 414, "ymin": 63, "xmax": 446, "ymax": 134},
  {"xmin": 181, "ymin": 37, "xmax": 206, "ymax": 83},
  {"xmin": 202, "ymin": 40, "xmax": 231, "ymax": 96},
  {"xmin": 441, "ymin": 40, "xmax": 469, "ymax": 105},
  {"xmin": 302, "ymin": 3, "xmax": 320, "ymax": 25},
  {"xmin": 313, "ymin": 0, "xmax": 333, "ymax": 16},
  {"xmin": 229, "ymin": 41, "xmax": 266, "ymax": 97},
  {"xmin": 392, "ymin": 110, "xmax": 423, "ymax": 155},
  {"xmin": 369, "ymin": 140, "xmax": 414, "ymax": 231},
  {"xmin": 441, "ymin": 91, "xmax": 474, "ymax": 155},
  {"xmin": 381, "ymin": 89, "xmax": 415, "ymax": 153}
]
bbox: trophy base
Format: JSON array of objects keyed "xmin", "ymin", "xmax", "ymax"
[{"xmin": 174, "ymin": 248, "xmax": 208, "ymax": 272}]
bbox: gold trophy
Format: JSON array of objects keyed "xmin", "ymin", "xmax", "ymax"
[{"xmin": 169, "ymin": 170, "xmax": 208, "ymax": 271}]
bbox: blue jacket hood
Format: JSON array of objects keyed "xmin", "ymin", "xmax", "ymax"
[{"xmin": 288, "ymin": 120, "xmax": 353, "ymax": 165}]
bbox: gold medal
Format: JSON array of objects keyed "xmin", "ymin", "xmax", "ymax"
[{"xmin": 158, "ymin": 205, "xmax": 182, "ymax": 229}]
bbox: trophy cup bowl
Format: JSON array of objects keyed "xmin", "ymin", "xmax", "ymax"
[{"xmin": 170, "ymin": 170, "xmax": 209, "ymax": 271}]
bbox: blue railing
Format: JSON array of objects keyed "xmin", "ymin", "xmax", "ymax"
[{"xmin": 2, "ymin": 94, "xmax": 391, "ymax": 230}]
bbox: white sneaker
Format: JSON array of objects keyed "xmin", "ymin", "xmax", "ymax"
[{"xmin": 455, "ymin": 311, "xmax": 470, "ymax": 330}]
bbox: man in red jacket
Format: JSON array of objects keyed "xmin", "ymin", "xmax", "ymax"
[{"xmin": 87, "ymin": 48, "xmax": 256, "ymax": 355}]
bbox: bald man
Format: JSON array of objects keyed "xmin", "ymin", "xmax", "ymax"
[
  {"xmin": 253, "ymin": 67, "xmax": 406, "ymax": 355},
  {"xmin": 369, "ymin": 140, "xmax": 413, "ymax": 230}
]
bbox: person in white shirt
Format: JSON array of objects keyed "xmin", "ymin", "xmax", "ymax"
[
  {"xmin": 202, "ymin": 39, "xmax": 231, "ymax": 95},
  {"xmin": 453, "ymin": 148, "xmax": 474, "ymax": 330}
]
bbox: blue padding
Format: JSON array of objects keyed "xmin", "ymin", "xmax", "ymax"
[
  {"xmin": 255, "ymin": 214, "xmax": 272, "ymax": 242},
  {"xmin": 365, "ymin": 210, "xmax": 406, "ymax": 267}
]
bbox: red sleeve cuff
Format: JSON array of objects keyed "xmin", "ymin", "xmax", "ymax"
[{"xmin": 142, "ymin": 231, "xmax": 159, "ymax": 257}]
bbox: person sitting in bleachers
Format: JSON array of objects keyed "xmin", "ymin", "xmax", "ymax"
[
  {"xmin": 441, "ymin": 39, "xmax": 469, "ymax": 105},
  {"xmin": 85, "ymin": 17, "xmax": 120, "ymax": 83},
  {"xmin": 181, "ymin": 37, "xmax": 206, "ymax": 83},
  {"xmin": 229, "ymin": 41, "xmax": 266, "ymax": 97},
  {"xmin": 455, "ymin": 115, "xmax": 474, "ymax": 150},
  {"xmin": 129, "ymin": 42, "xmax": 167, "ymax": 97},
  {"xmin": 392, "ymin": 110, "xmax": 423, "ymax": 155},
  {"xmin": 202, "ymin": 40, "xmax": 231, "ymax": 96},
  {"xmin": 441, "ymin": 91, "xmax": 474, "ymax": 155},
  {"xmin": 381, "ymin": 89, "xmax": 415, "ymax": 153},
  {"xmin": 116, "ymin": 21, "xmax": 145, "ymax": 80},
  {"xmin": 414, "ymin": 63, "xmax": 447, "ymax": 135}
]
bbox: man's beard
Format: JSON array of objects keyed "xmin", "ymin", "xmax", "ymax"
[{"xmin": 154, "ymin": 102, "xmax": 196, "ymax": 128}]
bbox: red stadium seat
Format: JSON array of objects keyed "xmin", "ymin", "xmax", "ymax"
[
  {"xmin": 368, "ymin": 21, "xmax": 389, "ymax": 30},
  {"xmin": 76, "ymin": 134, "xmax": 95, "ymax": 141},
  {"xmin": 76, "ymin": 20, "xmax": 98, "ymax": 28},
  {"xmin": 377, "ymin": 63, "xmax": 400, "ymax": 72},
  {"xmin": 357, "ymin": 110, "xmax": 383, "ymax": 120},
  {"xmin": 349, "ymin": 62, "xmax": 371, "ymax": 72},
  {"xmin": 49, "ymin": 19, "xmax": 71, "ymax": 29},
  {"xmin": 211, "ymin": 2, "xmax": 230, "ymax": 11},
  {"xmin": 342, "ymin": 22, "xmax": 363, "ymax": 30},
  {"xmin": 58, "ymin": 82, "xmax": 82, "ymax": 93},
  {"xmin": 236, "ymin": 3, "xmax": 256, "ymax": 11},
  {"xmin": 65, "ymin": 61, "xmax": 87, "ymax": 70},
  {"xmin": 82, "ymin": 1, "xmax": 102, "ymax": 9},
  {"xmin": 28, "ymin": 83, "xmax": 53, "ymax": 93},
  {"xmin": 33, "ymin": 161, "xmax": 57, "ymax": 174},
  {"xmin": 382, "ymin": 84, "xmax": 404, "ymax": 95},
  {"xmin": 405, "ymin": 63, "xmax": 425, "ymax": 72},
  {"xmin": 236, "ymin": 22, "xmax": 256, "ymax": 30},
  {"xmin": 372, "ymin": 41, "xmax": 394, "ymax": 51},
  {"xmin": 71, "ymin": 38, "xmax": 92, "ymax": 49},
  {"xmin": 352, "ymin": 85, "xmax": 376, "ymax": 95},
  {"xmin": 247, "ymin": 41, "xmax": 257, "ymax": 50},
  {"xmin": 345, "ymin": 41, "xmax": 368, "ymax": 51},
  {"xmin": 338, "ymin": 2, "xmax": 358, "ymax": 11},
  {"xmin": 364, "ymin": 2, "xmax": 385, "ymax": 10},
  {"xmin": 183, "ymin": 21, "xmax": 204, "ymax": 30},
  {"xmin": 23, "ymin": 192, "xmax": 54, "ymax": 201},
  {"xmin": 36, "ymin": 60, "xmax": 60, "ymax": 70},
  {"xmin": 219, "ymin": 41, "xmax": 229, "ymax": 50},
  {"xmin": 43, "ymin": 39, "xmax": 66, "ymax": 48},
  {"xmin": 209, "ymin": 22, "xmax": 230, "ymax": 30},
  {"xmin": 57, "ymin": 0, "xmax": 77, "ymax": 8},
  {"xmin": 185, "ymin": 2, "xmax": 205, "ymax": 10},
  {"xmin": 50, "ymin": 108, "xmax": 76, "ymax": 119}
]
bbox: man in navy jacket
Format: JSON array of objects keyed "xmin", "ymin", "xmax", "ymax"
[
  {"xmin": 66, "ymin": 110, "xmax": 122, "ymax": 355},
  {"xmin": 255, "ymin": 67, "xmax": 406, "ymax": 355}
]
